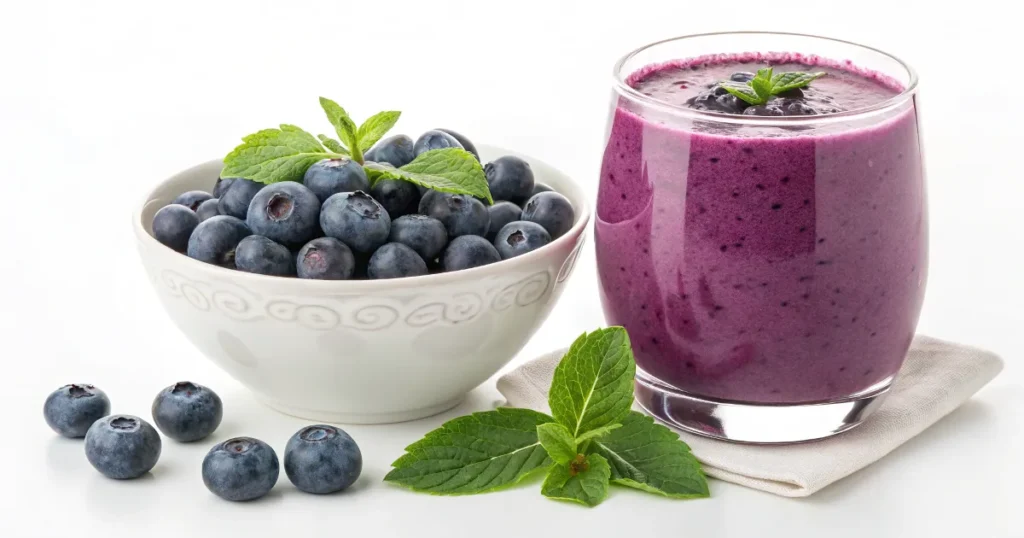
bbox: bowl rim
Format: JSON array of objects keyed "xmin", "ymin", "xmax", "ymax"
[{"xmin": 133, "ymin": 145, "xmax": 591, "ymax": 291}]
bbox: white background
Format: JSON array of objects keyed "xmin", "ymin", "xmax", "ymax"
[{"xmin": 1, "ymin": 0, "xmax": 1021, "ymax": 536}]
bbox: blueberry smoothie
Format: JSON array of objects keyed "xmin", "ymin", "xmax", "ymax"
[{"xmin": 596, "ymin": 53, "xmax": 927, "ymax": 404}]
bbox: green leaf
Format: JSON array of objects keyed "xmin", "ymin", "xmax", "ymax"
[
  {"xmin": 590, "ymin": 411, "xmax": 709, "ymax": 499},
  {"xmin": 541, "ymin": 453, "xmax": 611, "ymax": 507},
  {"xmin": 357, "ymin": 110, "xmax": 401, "ymax": 150},
  {"xmin": 318, "ymin": 134, "xmax": 349, "ymax": 155},
  {"xmin": 770, "ymin": 71, "xmax": 827, "ymax": 94},
  {"xmin": 364, "ymin": 148, "xmax": 492, "ymax": 203},
  {"xmin": 536, "ymin": 423, "xmax": 577, "ymax": 464},
  {"xmin": 384, "ymin": 408, "xmax": 555, "ymax": 495},
  {"xmin": 575, "ymin": 423, "xmax": 621, "ymax": 444},
  {"xmin": 750, "ymin": 67, "xmax": 774, "ymax": 101},
  {"xmin": 319, "ymin": 97, "xmax": 361, "ymax": 160},
  {"xmin": 363, "ymin": 161, "xmax": 397, "ymax": 186},
  {"xmin": 721, "ymin": 83, "xmax": 764, "ymax": 106},
  {"xmin": 220, "ymin": 124, "xmax": 340, "ymax": 184},
  {"xmin": 548, "ymin": 327, "xmax": 635, "ymax": 438}
]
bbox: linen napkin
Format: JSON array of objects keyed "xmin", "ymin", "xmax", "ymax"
[{"xmin": 496, "ymin": 335, "xmax": 1003, "ymax": 497}]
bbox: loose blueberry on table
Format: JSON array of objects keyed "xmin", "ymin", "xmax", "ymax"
[
  {"xmin": 202, "ymin": 437, "xmax": 280, "ymax": 502},
  {"xmin": 149, "ymin": 97, "xmax": 576, "ymax": 279},
  {"xmin": 85, "ymin": 415, "xmax": 162, "ymax": 479},
  {"xmin": 284, "ymin": 425, "xmax": 363, "ymax": 494},
  {"xmin": 43, "ymin": 384, "xmax": 111, "ymax": 438},
  {"xmin": 151, "ymin": 381, "xmax": 223, "ymax": 443}
]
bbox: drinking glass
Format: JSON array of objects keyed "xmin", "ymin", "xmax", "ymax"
[{"xmin": 596, "ymin": 32, "xmax": 926, "ymax": 443}]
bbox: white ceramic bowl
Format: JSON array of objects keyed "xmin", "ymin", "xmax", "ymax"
[{"xmin": 133, "ymin": 145, "xmax": 590, "ymax": 424}]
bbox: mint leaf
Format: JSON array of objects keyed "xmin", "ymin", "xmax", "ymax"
[
  {"xmin": 384, "ymin": 408, "xmax": 554, "ymax": 495},
  {"xmin": 220, "ymin": 124, "xmax": 341, "ymax": 184},
  {"xmin": 357, "ymin": 111, "xmax": 401, "ymax": 151},
  {"xmin": 591, "ymin": 411, "xmax": 709, "ymax": 499},
  {"xmin": 366, "ymin": 148, "xmax": 493, "ymax": 203},
  {"xmin": 541, "ymin": 453, "xmax": 611, "ymax": 507},
  {"xmin": 575, "ymin": 423, "xmax": 621, "ymax": 444},
  {"xmin": 770, "ymin": 71, "xmax": 826, "ymax": 93},
  {"xmin": 750, "ymin": 67, "xmax": 775, "ymax": 101},
  {"xmin": 318, "ymin": 97, "xmax": 361, "ymax": 161},
  {"xmin": 548, "ymin": 327, "xmax": 635, "ymax": 438},
  {"xmin": 363, "ymin": 161, "xmax": 397, "ymax": 185},
  {"xmin": 721, "ymin": 84, "xmax": 762, "ymax": 105},
  {"xmin": 718, "ymin": 67, "xmax": 826, "ymax": 107},
  {"xmin": 536, "ymin": 423, "xmax": 577, "ymax": 465},
  {"xmin": 318, "ymin": 135, "xmax": 348, "ymax": 155}
]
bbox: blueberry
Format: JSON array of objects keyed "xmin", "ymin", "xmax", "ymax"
[
  {"xmin": 152, "ymin": 204, "xmax": 199, "ymax": 252},
  {"xmin": 529, "ymin": 182, "xmax": 553, "ymax": 199},
  {"xmin": 687, "ymin": 89, "xmax": 745, "ymax": 114},
  {"xmin": 365, "ymin": 135, "xmax": 415, "ymax": 167},
  {"xmin": 234, "ymin": 235, "xmax": 295, "ymax": 276},
  {"xmin": 418, "ymin": 192, "xmax": 489, "ymax": 238},
  {"xmin": 284, "ymin": 425, "xmax": 362, "ymax": 494},
  {"xmin": 151, "ymin": 381, "xmax": 223, "ymax": 443},
  {"xmin": 485, "ymin": 201, "xmax": 523, "ymax": 241},
  {"xmin": 779, "ymin": 98, "xmax": 818, "ymax": 116},
  {"xmin": 370, "ymin": 178, "xmax": 420, "ymax": 218},
  {"xmin": 202, "ymin": 437, "xmax": 279, "ymax": 502},
  {"xmin": 187, "ymin": 215, "xmax": 252, "ymax": 267},
  {"xmin": 213, "ymin": 177, "xmax": 236, "ymax": 199},
  {"xmin": 389, "ymin": 214, "xmax": 448, "ymax": 261},
  {"xmin": 196, "ymin": 198, "xmax": 221, "ymax": 221},
  {"xmin": 730, "ymin": 72, "xmax": 755, "ymax": 82},
  {"xmin": 296, "ymin": 237, "xmax": 355, "ymax": 280},
  {"xmin": 246, "ymin": 182, "xmax": 321, "ymax": 247},
  {"xmin": 522, "ymin": 191, "xmax": 575, "ymax": 239},
  {"xmin": 413, "ymin": 130, "xmax": 463, "ymax": 156},
  {"xmin": 173, "ymin": 190, "xmax": 214, "ymax": 212},
  {"xmin": 435, "ymin": 129, "xmax": 479, "ymax": 160},
  {"xmin": 367, "ymin": 242, "xmax": 428, "ymax": 279},
  {"xmin": 442, "ymin": 235, "xmax": 501, "ymax": 272},
  {"xmin": 320, "ymin": 191, "xmax": 392, "ymax": 253},
  {"xmin": 493, "ymin": 221, "xmax": 551, "ymax": 259},
  {"xmin": 776, "ymin": 87, "xmax": 805, "ymax": 99},
  {"xmin": 85, "ymin": 415, "xmax": 162, "ymax": 479},
  {"xmin": 43, "ymin": 384, "xmax": 110, "ymax": 438},
  {"xmin": 485, "ymin": 156, "xmax": 535, "ymax": 203},
  {"xmin": 218, "ymin": 179, "xmax": 265, "ymax": 219},
  {"xmin": 742, "ymin": 104, "xmax": 785, "ymax": 116},
  {"xmin": 303, "ymin": 158, "xmax": 370, "ymax": 202}
]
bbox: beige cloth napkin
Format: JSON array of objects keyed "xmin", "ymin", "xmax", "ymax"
[{"xmin": 497, "ymin": 335, "xmax": 1003, "ymax": 497}]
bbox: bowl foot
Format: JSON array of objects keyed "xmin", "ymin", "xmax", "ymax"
[{"xmin": 256, "ymin": 395, "xmax": 466, "ymax": 425}]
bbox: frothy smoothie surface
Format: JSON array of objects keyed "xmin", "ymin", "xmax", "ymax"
[
  {"xmin": 596, "ymin": 55, "xmax": 926, "ymax": 404},
  {"xmin": 630, "ymin": 53, "xmax": 901, "ymax": 116}
]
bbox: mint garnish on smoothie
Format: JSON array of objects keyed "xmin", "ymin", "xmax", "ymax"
[
  {"xmin": 384, "ymin": 327, "xmax": 709, "ymax": 507},
  {"xmin": 721, "ymin": 67, "xmax": 826, "ymax": 106}
]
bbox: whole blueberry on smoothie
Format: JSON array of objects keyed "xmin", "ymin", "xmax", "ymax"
[{"xmin": 596, "ymin": 54, "xmax": 926, "ymax": 406}]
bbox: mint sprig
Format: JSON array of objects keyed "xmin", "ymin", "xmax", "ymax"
[
  {"xmin": 384, "ymin": 327, "xmax": 709, "ymax": 507},
  {"xmin": 220, "ymin": 97, "xmax": 491, "ymax": 201},
  {"xmin": 721, "ymin": 67, "xmax": 826, "ymax": 106},
  {"xmin": 366, "ymin": 148, "xmax": 494, "ymax": 204},
  {"xmin": 541, "ymin": 453, "xmax": 611, "ymax": 507}
]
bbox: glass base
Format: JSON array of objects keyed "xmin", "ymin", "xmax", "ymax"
[{"xmin": 634, "ymin": 371, "xmax": 892, "ymax": 444}]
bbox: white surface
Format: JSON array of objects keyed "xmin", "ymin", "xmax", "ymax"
[
  {"xmin": 133, "ymin": 150, "xmax": 587, "ymax": 424},
  {"xmin": 0, "ymin": 1, "xmax": 1021, "ymax": 536}
]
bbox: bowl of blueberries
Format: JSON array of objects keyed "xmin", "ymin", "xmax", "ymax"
[{"xmin": 134, "ymin": 123, "xmax": 589, "ymax": 424}]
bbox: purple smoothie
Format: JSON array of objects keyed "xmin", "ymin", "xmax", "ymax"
[{"xmin": 596, "ymin": 53, "xmax": 927, "ymax": 404}]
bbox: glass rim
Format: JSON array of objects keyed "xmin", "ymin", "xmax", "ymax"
[{"xmin": 611, "ymin": 30, "xmax": 920, "ymax": 127}]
